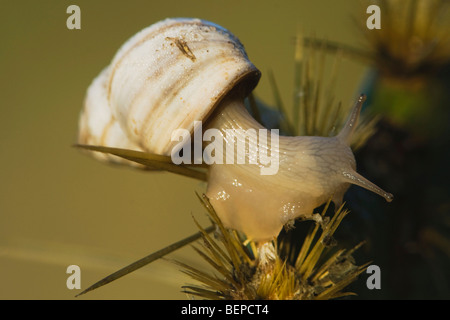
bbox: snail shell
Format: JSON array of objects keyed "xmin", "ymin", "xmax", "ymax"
[
  {"xmin": 79, "ymin": 18, "xmax": 259, "ymax": 159},
  {"xmin": 78, "ymin": 18, "xmax": 393, "ymax": 242},
  {"xmin": 78, "ymin": 66, "xmax": 144, "ymax": 164}
]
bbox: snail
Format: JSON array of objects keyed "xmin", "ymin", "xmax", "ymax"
[{"xmin": 78, "ymin": 18, "xmax": 393, "ymax": 242}]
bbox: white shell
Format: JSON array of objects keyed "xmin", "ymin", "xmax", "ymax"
[
  {"xmin": 78, "ymin": 67, "xmax": 144, "ymax": 164},
  {"xmin": 78, "ymin": 18, "xmax": 260, "ymax": 157}
]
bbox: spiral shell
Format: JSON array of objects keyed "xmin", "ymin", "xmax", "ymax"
[{"xmin": 78, "ymin": 18, "xmax": 260, "ymax": 158}]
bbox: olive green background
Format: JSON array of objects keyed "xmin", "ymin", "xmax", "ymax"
[{"xmin": 0, "ymin": 0, "xmax": 368, "ymax": 299}]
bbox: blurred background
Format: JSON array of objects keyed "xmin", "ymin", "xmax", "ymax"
[{"xmin": 0, "ymin": 0, "xmax": 448, "ymax": 299}]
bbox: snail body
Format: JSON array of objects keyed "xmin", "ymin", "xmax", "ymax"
[{"xmin": 78, "ymin": 18, "xmax": 393, "ymax": 241}]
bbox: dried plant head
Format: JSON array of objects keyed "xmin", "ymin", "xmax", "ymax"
[
  {"xmin": 176, "ymin": 194, "xmax": 368, "ymax": 300},
  {"xmin": 298, "ymin": 1, "xmax": 450, "ymax": 138},
  {"xmin": 358, "ymin": 0, "xmax": 450, "ymax": 87}
]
